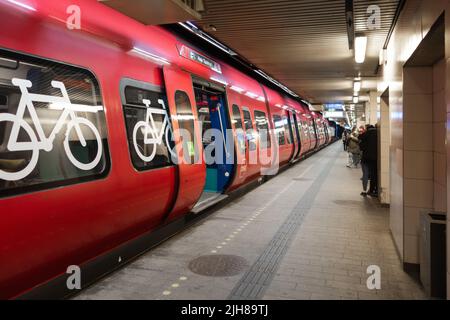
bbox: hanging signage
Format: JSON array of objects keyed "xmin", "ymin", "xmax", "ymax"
[
  {"xmin": 324, "ymin": 104, "xmax": 344, "ymax": 111},
  {"xmin": 178, "ymin": 45, "xmax": 222, "ymax": 74},
  {"xmin": 324, "ymin": 111, "xmax": 345, "ymax": 118}
]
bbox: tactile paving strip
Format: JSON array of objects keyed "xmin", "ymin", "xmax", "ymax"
[{"xmin": 227, "ymin": 149, "xmax": 338, "ymax": 300}]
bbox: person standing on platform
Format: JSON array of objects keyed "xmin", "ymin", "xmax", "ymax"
[
  {"xmin": 346, "ymin": 130, "xmax": 360, "ymax": 168},
  {"xmin": 343, "ymin": 130, "xmax": 349, "ymax": 151},
  {"xmin": 359, "ymin": 125, "xmax": 378, "ymax": 197}
]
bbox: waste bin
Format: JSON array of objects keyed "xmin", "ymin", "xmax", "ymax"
[{"xmin": 419, "ymin": 211, "xmax": 446, "ymax": 298}]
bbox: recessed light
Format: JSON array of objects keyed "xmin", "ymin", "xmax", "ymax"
[{"xmin": 355, "ymin": 36, "xmax": 368, "ymax": 64}]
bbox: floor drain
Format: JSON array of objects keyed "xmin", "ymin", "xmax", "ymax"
[{"xmin": 188, "ymin": 255, "xmax": 248, "ymax": 277}]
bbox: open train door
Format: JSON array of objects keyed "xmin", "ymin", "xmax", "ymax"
[{"xmin": 162, "ymin": 66, "xmax": 206, "ymax": 221}]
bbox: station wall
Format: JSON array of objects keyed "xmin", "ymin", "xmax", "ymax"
[{"xmin": 379, "ymin": 0, "xmax": 449, "ymax": 298}]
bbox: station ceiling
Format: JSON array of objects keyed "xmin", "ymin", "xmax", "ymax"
[{"xmin": 196, "ymin": 0, "xmax": 401, "ymax": 105}]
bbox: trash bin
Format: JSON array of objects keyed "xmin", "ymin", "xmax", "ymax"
[{"xmin": 419, "ymin": 211, "xmax": 446, "ymax": 298}]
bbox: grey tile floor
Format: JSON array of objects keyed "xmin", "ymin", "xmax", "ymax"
[{"xmin": 75, "ymin": 143, "xmax": 426, "ymax": 300}]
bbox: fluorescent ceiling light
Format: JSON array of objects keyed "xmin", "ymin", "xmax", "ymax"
[
  {"xmin": 355, "ymin": 36, "xmax": 368, "ymax": 64},
  {"xmin": 353, "ymin": 81, "xmax": 361, "ymax": 92},
  {"xmin": 353, "ymin": 96, "xmax": 359, "ymax": 104},
  {"xmin": 178, "ymin": 22, "xmax": 236, "ymax": 56},
  {"xmin": 185, "ymin": 21, "xmax": 198, "ymax": 30}
]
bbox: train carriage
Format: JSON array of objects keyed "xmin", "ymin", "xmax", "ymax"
[{"xmin": 0, "ymin": 0, "xmax": 333, "ymax": 299}]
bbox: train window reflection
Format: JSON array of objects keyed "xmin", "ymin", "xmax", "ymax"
[
  {"xmin": 272, "ymin": 114, "xmax": 286, "ymax": 146},
  {"xmin": 242, "ymin": 108, "xmax": 256, "ymax": 151},
  {"xmin": 283, "ymin": 115, "xmax": 292, "ymax": 145},
  {"xmin": 175, "ymin": 90, "xmax": 197, "ymax": 164},
  {"xmin": 254, "ymin": 110, "xmax": 271, "ymax": 149},
  {"xmin": 232, "ymin": 104, "xmax": 245, "ymax": 154}
]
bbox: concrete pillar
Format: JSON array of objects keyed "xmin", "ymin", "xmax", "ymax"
[
  {"xmin": 364, "ymin": 102, "xmax": 370, "ymax": 124},
  {"xmin": 379, "ymin": 94, "xmax": 390, "ymax": 204},
  {"xmin": 368, "ymin": 91, "xmax": 378, "ymax": 125}
]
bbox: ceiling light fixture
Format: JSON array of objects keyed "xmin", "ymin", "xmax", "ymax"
[
  {"xmin": 355, "ymin": 36, "xmax": 368, "ymax": 64},
  {"xmin": 353, "ymin": 81, "xmax": 361, "ymax": 92},
  {"xmin": 353, "ymin": 96, "xmax": 359, "ymax": 104},
  {"xmin": 178, "ymin": 22, "xmax": 237, "ymax": 56}
]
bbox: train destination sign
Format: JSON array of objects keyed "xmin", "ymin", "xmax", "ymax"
[{"xmin": 178, "ymin": 45, "xmax": 222, "ymax": 74}]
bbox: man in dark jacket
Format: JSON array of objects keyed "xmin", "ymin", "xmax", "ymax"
[{"xmin": 359, "ymin": 125, "xmax": 378, "ymax": 196}]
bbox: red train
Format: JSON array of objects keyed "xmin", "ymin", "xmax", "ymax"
[{"xmin": 0, "ymin": 0, "xmax": 335, "ymax": 299}]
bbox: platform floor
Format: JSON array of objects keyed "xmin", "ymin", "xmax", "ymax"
[{"xmin": 75, "ymin": 143, "xmax": 426, "ymax": 300}]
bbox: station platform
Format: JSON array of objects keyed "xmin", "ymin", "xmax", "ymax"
[{"xmin": 74, "ymin": 143, "xmax": 426, "ymax": 300}]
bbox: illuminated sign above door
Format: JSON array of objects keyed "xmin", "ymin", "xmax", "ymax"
[{"xmin": 178, "ymin": 45, "xmax": 222, "ymax": 74}]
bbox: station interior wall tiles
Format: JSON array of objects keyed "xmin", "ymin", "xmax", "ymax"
[{"xmin": 381, "ymin": 1, "xmax": 448, "ymax": 296}]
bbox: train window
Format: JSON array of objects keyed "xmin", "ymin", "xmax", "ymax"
[
  {"xmin": 272, "ymin": 114, "xmax": 286, "ymax": 146},
  {"xmin": 0, "ymin": 94, "xmax": 7, "ymax": 143},
  {"xmin": 242, "ymin": 108, "xmax": 256, "ymax": 151},
  {"xmin": 298, "ymin": 120, "xmax": 304, "ymax": 138},
  {"xmin": 254, "ymin": 110, "xmax": 271, "ymax": 149},
  {"xmin": 283, "ymin": 115, "xmax": 292, "ymax": 145},
  {"xmin": 232, "ymin": 105, "xmax": 245, "ymax": 154},
  {"xmin": 175, "ymin": 90, "xmax": 198, "ymax": 164},
  {"xmin": 121, "ymin": 82, "xmax": 173, "ymax": 171},
  {"xmin": 0, "ymin": 49, "xmax": 110, "ymax": 197},
  {"xmin": 291, "ymin": 113, "xmax": 299, "ymax": 143},
  {"xmin": 301, "ymin": 121, "xmax": 308, "ymax": 138},
  {"xmin": 232, "ymin": 105, "xmax": 243, "ymax": 130}
]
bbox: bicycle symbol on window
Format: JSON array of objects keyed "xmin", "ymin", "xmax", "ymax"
[
  {"xmin": 0, "ymin": 78, "xmax": 104, "ymax": 181},
  {"xmin": 132, "ymin": 99, "xmax": 176, "ymax": 163}
]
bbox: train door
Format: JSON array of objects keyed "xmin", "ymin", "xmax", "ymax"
[
  {"xmin": 282, "ymin": 112, "xmax": 294, "ymax": 160},
  {"xmin": 291, "ymin": 113, "xmax": 302, "ymax": 159},
  {"xmin": 286, "ymin": 110, "xmax": 299, "ymax": 161},
  {"xmin": 299, "ymin": 118, "xmax": 310, "ymax": 153},
  {"xmin": 192, "ymin": 78, "xmax": 233, "ymax": 206},
  {"xmin": 231, "ymin": 104, "xmax": 247, "ymax": 182},
  {"xmin": 242, "ymin": 107, "xmax": 258, "ymax": 177},
  {"xmin": 311, "ymin": 118, "xmax": 318, "ymax": 150},
  {"xmin": 323, "ymin": 122, "xmax": 329, "ymax": 144},
  {"xmin": 162, "ymin": 67, "xmax": 206, "ymax": 220}
]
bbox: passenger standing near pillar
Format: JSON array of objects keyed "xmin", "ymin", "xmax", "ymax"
[
  {"xmin": 346, "ymin": 130, "xmax": 360, "ymax": 168},
  {"xmin": 343, "ymin": 130, "xmax": 349, "ymax": 151},
  {"xmin": 359, "ymin": 125, "xmax": 378, "ymax": 197}
]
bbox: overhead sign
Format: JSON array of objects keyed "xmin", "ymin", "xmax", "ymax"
[
  {"xmin": 324, "ymin": 111, "xmax": 345, "ymax": 118},
  {"xmin": 178, "ymin": 45, "xmax": 222, "ymax": 74},
  {"xmin": 324, "ymin": 104, "xmax": 344, "ymax": 111}
]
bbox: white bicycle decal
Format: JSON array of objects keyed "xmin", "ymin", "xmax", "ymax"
[
  {"xmin": 132, "ymin": 98, "xmax": 176, "ymax": 163},
  {"xmin": 0, "ymin": 78, "xmax": 104, "ymax": 181}
]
